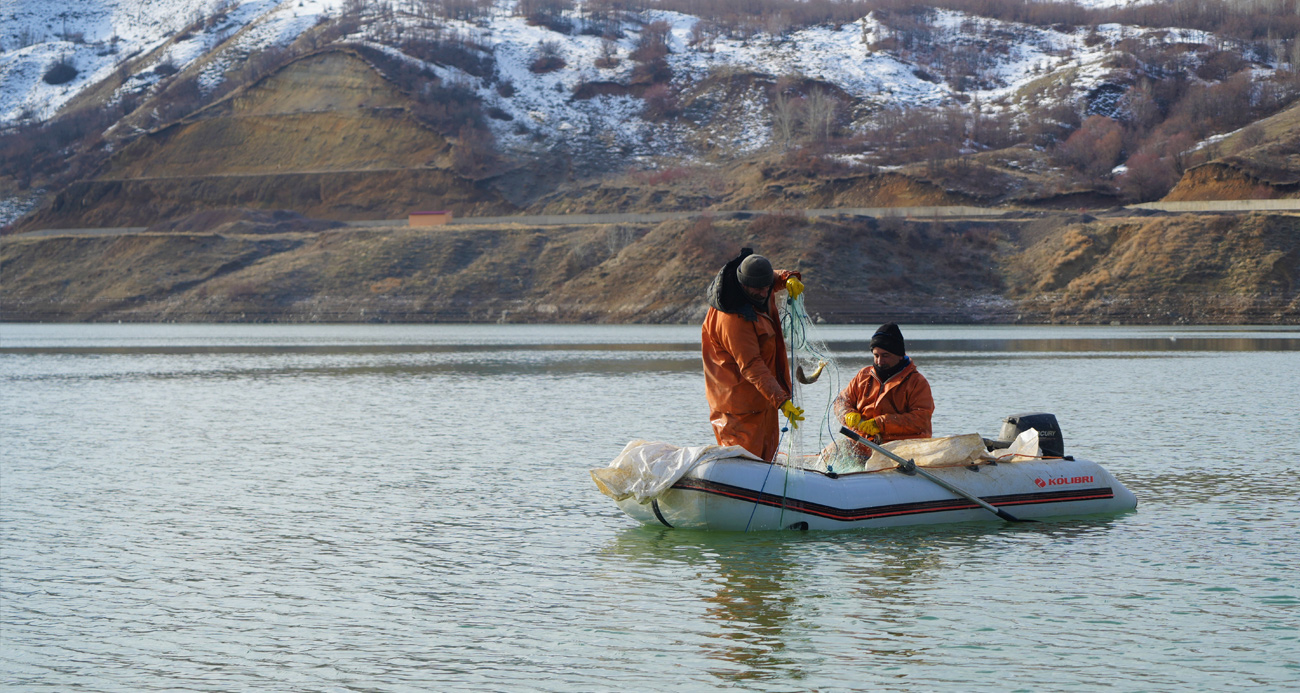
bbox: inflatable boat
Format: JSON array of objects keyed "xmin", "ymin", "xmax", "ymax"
[{"xmin": 598, "ymin": 413, "xmax": 1138, "ymax": 531}]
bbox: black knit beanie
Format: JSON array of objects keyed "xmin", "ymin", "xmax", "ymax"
[
  {"xmin": 736, "ymin": 255, "xmax": 774, "ymax": 288},
  {"xmin": 870, "ymin": 322, "xmax": 906, "ymax": 356}
]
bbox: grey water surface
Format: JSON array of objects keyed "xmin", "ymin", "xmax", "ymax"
[{"xmin": 2, "ymin": 323, "xmax": 1297, "ymax": 691}]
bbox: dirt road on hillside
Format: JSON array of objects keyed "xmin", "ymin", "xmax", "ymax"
[{"xmin": 11, "ymin": 200, "xmax": 1300, "ymax": 237}]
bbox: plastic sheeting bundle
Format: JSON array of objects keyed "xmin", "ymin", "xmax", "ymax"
[
  {"xmin": 821, "ymin": 428, "xmax": 1045, "ymax": 473},
  {"xmin": 591, "ymin": 440, "xmax": 763, "ymax": 503}
]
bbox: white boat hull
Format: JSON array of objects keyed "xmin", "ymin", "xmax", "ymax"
[{"xmin": 615, "ymin": 456, "xmax": 1137, "ymax": 531}]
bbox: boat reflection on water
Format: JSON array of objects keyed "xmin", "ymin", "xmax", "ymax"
[
  {"xmin": 602, "ymin": 515, "xmax": 1131, "ymax": 682},
  {"xmin": 601, "ymin": 527, "xmax": 808, "ymax": 682}
]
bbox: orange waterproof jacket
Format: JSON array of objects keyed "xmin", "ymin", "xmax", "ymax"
[
  {"xmin": 835, "ymin": 360, "xmax": 934, "ymax": 444},
  {"xmin": 702, "ymin": 271, "xmax": 799, "ymax": 418}
]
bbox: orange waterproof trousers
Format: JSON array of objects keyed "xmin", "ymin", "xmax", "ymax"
[{"xmin": 710, "ymin": 408, "xmax": 781, "ymax": 463}]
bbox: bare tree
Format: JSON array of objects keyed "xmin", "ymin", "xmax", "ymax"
[
  {"xmin": 802, "ymin": 88, "xmax": 839, "ymax": 143},
  {"xmin": 689, "ymin": 20, "xmax": 717, "ymax": 53},
  {"xmin": 770, "ymin": 91, "xmax": 802, "ymax": 149},
  {"xmin": 595, "ymin": 37, "xmax": 619, "ymax": 68}
]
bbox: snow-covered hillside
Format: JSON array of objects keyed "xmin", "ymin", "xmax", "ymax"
[
  {"xmin": 423, "ymin": 8, "xmax": 1248, "ymax": 162},
  {"xmin": 1, "ymin": 0, "xmax": 1289, "ymax": 230},
  {"xmin": 0, "ymin": 0, "xmax": 348, "ymax": 123},
  {"xmin": 3, "ymin": 0, "xmax": 1269, "ymax": 137}
]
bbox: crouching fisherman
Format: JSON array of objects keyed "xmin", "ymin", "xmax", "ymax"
[
  {"xmin": 701, "ymin": 248, "xmax": 806, "ymax": 462},
  {"xmin": 834, "ymin": 322, "xmax": 934, "ymax": 456}
]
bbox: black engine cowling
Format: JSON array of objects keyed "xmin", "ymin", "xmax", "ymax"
[{"xmin": 998, "ymin": 412, "xmax": 1065, "ymax": 457}]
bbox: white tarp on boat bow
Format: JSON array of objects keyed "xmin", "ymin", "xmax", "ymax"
[{"xmin": 591, "ymin": 440, "xmax": 762, "ymax": 503}]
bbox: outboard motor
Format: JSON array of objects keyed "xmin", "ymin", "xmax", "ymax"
[{"xmin": 999, "ymin": 412, "xmax": 1065, "ymax": 457}]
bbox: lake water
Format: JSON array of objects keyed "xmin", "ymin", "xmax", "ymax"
[{"xmin": 2, "ymin": 323, "xmax": 1298, "ymax": 691}]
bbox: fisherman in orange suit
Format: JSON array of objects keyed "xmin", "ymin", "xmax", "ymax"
[
  {"xmin": 834, "ymin": 322, "xmax": 934, "ymax": 456},
  {"xmin": 701, "ymin": 248, "xmax": 805, "ymax": 462}
]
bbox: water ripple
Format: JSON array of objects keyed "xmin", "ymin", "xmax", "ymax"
[{"xmin": 3, "ymin": 326, "xmax": 1298, "ymax": 691}]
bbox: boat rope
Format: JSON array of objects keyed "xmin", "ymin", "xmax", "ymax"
[
  {"xmin": 745, "ymin": 423, "xmax": 789, "ymax": 533},
  {"xmin": 651, "ymin": 499, "xmax": 673, "ymax": 528}
]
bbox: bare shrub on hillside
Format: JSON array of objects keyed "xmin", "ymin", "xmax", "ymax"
[
  {"xmin": 1254, "ymin": 72, "xmax": 1300, "ymax": 114},
  {"xmin": 595, "ymin": 38, "xmax": 620, "ymax": 68},
  {"xmin": 579, "ymin": 4, "xmax": 624, "ymax": 39},
  {"xmin": 1171, "ymin": 73, "xmax": 1254, "ymax": 136},
  {"xmin": 530, "ymin": 40, "xmax": 566, "ymax": 73},
  {"xmin": 516, "ymin": 0, "xmax": 571, "ymax": 20},
  {"xmin": 154, "ymin": 56, "xmax": 179, "ymax": 76},
  {"xmin": 0, "ymin": 99, "xmax": 136, "ymax": 191},
  {"xmin": 1115, "ymin": 73, "xmax": 1263, "ymax": 172},
  {"xmin": 1119, "ymin": 150, "xmax": 1179, "ymax": 201},
  {"xmin": 1023, "ymin": 84, "xmax": 1080, "ymax": 148},
  {"xmin": 764, "ymin": 11, "xmax": 792, "ymax": 36},
  {"xmin": 451, "ymin": 124, "xmax": 502, "ymax": 179},
  {"xmin": 970, "ymin": 106, "xmax": 1017, "ymax": 150},
  {"xmin": 630, "ymin": 21, "xmax": 672, "ymax": 63},
  {"xmin": 15, "ymin": 27, "xmax": 42, "ymax": 48},
  {"xmin": 42, "ymin": 56, "xmax": 78, "ymax": 85},
  {"xmin": 688, "ymin": 20, "xmax": 719, "ymax": 53},
  {"xmin": 354, "ymin": 43, "xmax": 435, "ymax": 94},
  {"xmin": 1236, "ymin": 123, "xmax": 1267, "ymax": 152},
  {"xmin": 1196, "ymin": 49, "xmax": 1248, "ymax": 81},
  {"xmin": 154, "ymin": 76, "xmax": 204, "ymax": 124},
  {"xmin": 783, "ymin": 145, "xmax": 855, "ymax": 176},
  {"xmin": 411, "ymin": 80, "xmax": 490, "ymax": 135},
  {"xmin": 422, "ymin": 0, "xmax": 493, "ymax": 21},
  {"xmin": 1055, "ymin": 115, "xmax": 1124, "ymax": 178},
  {"xmin": 517, "ymin": 0, "xmax": 574, "ymax": 33},
  {"xmin": 1118, "ymin": 81, "xmax": 1164, "ymax": 137},
  {"xmin": 629, "ymin": 56, "xmax": 672, "ymax": 85},
  {"xmin": 650, "ymin": 0, "xmax": 869, "ymax": 35},
  {"xmin": 401, "ymin": 35, "xmax": 495, "ymax": 78},
  {"xmin": 641, "ymin": 84, "xmax": 680, "ymax": 120},
  {"xmin": 858, "ymin": 105, "xmax": 965, "ymax": 166},
  {"xmin": 1118, "ymin": 123, "xmax": 1200, "ymax": 202},
  {"xmin": 230, "ymin": 45, "xmax": 294, "ymax": 90},
  {"xmin": 582, "ymin": 0, "xmax": 623, "ymax": 24},
  {"xmin": 605, "ymin": 225, "xmax": 639, "ymax": 254},
  {"xmin": 682, "ymin": 215, "xmax": 729, "ymax": 266}
]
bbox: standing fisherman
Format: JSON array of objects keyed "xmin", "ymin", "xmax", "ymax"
[{"xmin": 701, "ymin": 248, "xmax": 805, "ymax": 462}]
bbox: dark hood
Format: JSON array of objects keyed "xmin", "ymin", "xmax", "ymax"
[{"xmin": 706, "ymin": 249, "xmax": 759, "ymax": 321}]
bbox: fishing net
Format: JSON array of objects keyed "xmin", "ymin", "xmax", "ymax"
[{"xmin": 777, "ymin": 292, "xmax": 854, "ymax": 473}]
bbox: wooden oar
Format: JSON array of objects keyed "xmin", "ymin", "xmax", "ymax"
[{"xmin": 839, "ymin": 426, "xmax": 1035, "ymax": 523}]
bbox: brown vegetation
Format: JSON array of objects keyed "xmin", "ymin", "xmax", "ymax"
[
  {"xmin": 5, "ymin": 210, "xmax": 1297, "ymax": 324},
  {"xmin": 1004, "ymin": 213, "xmax": 1299, "ymax": 323},
  {"xmin": 13, "ymin": 49, "xmax": 514, "ymax": 231}
]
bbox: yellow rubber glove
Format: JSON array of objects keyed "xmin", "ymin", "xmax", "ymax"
[
  {"xmin": 855, "ymin": 417, "xmax": 881, "ymax": 437},
  {"xmin": 785, "ymin": 277, "xmax": 804, "ymax": 300},
  {"xmin": 844, "ymin": 412, "xmax": 862, "ymax": 429},
  {"xmin": 779, "ymin": 400, "xmax": 804, "ymax": 429}
]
